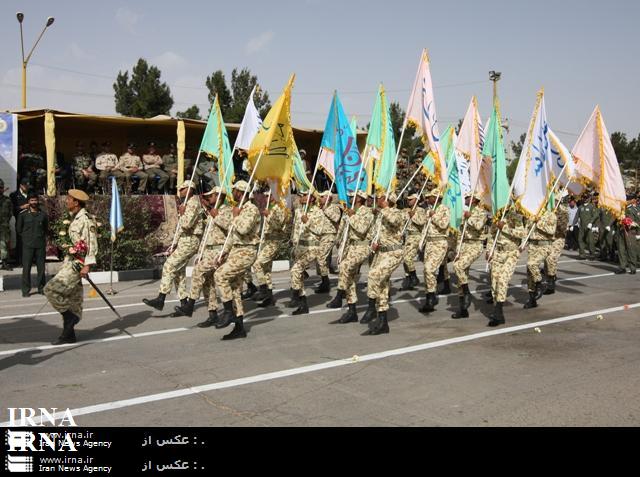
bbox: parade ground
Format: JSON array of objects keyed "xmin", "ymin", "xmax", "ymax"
[{"xmin": 1, "ymin": 251, "xmax": 639, "ymax": 427}]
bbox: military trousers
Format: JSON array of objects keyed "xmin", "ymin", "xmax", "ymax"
[
  {"xmin": 368, "ymin": 249, "xmax": 404, "ymax": 312},
  {"xmin": 159, "ymin": 235, "xmax": 200, "ymax": 298}
]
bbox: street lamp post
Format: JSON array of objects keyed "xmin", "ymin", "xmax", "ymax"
[{"xmin": 17, "ymin": 12, "xmax": 55, "ymax": 109}]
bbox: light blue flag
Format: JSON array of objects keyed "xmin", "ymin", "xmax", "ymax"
[
  {"xmin": 332, "ymin": 94, "xmax": 364, "ymax": 203},
  {"xmin": 110, "ymin": 177, "xmax": 124, "ymax": 241},
  {"xmin": 441, "ymin": 126, "xmax": 463, "ymax": 230}
]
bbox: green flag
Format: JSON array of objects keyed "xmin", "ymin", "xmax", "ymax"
[
  {"xmin": 482, "ymin": 106, "xmax": 509, "ymax": 217},
  {"xmin": 291, "ymin": 141, "xmax": 311, "ymax": 192},
  {"xmin": 441, "ymin": 126, "xmax": 463, "ymax": 231},
  {"xmin": 200, "ymin": 95, "xmax": 233, "ymax": 194},
  {"xmin": 370, "ymin": 85, "xmax": 397, "ymax": 193}
]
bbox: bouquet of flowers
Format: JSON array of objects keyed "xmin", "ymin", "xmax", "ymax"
[{"xmin": 621, "ymin": 216, "xmax": 635, "ymax": 231}]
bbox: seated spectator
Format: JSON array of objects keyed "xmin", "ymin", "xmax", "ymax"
[
  {"xmin": 195, "ymin": 154, "xmax": 218, "ymax": 190},
  {"xmin": 118, "ymin": 143, "xmax": 148, "ymax": 194},
  {"xmin": 162, "ymin": 143, "xmax": 179, "ymax": 192},
  {"xmin": 142, "ymin": 141, "xmax": 169, "ymax": 193},
  {"xmin": 22, "ymin": 140, "xmax": 47, "ymax": 193},
  {"xmin": 95, "ymin": 141, "xmax": 123, "ymax": 192},
  {"xmin": 72, "ymin": 141, "xmax": 97, "ymax": 193},
  {"xmin": 54, "ymin": 151, "xmax": 72, "ymax": 193}
]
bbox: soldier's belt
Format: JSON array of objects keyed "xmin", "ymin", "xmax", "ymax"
[
  {"xmin": 406, "ymin": 231, "xmax": 421, "ymax": 237},
  {"xmin": 233, "ymin": 243, "xmax": 258, "ymax": 248},
  {"xmin": 496, "ymin": 244, "xmax": 518, "ymax": 252},
  {"xmin": 530, "ymin": 240, "xmax": 552, "ymax": 246},
  {"xmin": 263, "ymin": 234, "xmax": 282, "ymax": 241},
  {"xmin": 205, "ymin": 244, "xmax": 224, "ymax": 250},
  {"xmin": 349, "ymin": 239, "xmax": 369, "ymax": 245},
  {"xmin": 423, "ymin": 236, "xmax": 447, "ymax": 242},
  {"xmin": 379, "ymin": 244, "xmax": 403, "ymax": 253},
  {"xmin": 298, "ymin": 239, "xmax": 319, "ymax": 247}
]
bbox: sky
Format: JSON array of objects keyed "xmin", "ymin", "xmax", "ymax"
[{"xmin": 1, "ymin": 0, "xmax": 639, "ymax": 150}]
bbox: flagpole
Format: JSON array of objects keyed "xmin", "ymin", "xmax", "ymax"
[
  {"xmin": 418, "ymin": 188, "xmax": 443, "ymax": 252},
  {"xmin": 216, "ymin": 149, "xmax": 265, "ymax": 261},
  {"xmin": 107, "ymin": 239, "xmax": 116, "ymax": 295},
  {"xmin": 453, "ymin": 157, "xmax": 485, "ymax": 261},
  {"xmin": 397, "ymin": 164, "xmax": 422, "ymax": 199}
]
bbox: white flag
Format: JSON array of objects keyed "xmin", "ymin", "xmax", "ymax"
[
  {"xmin": 405, "ymin": 49, "xmax": 447, "ymax": 187},
  {"xmin": 234, "ymin": 85, "xmax": 263, "ymax": 151},
  {"xmin": 513, "ymin": 90, "xmax": 556, "ymax": 218},
  {"xmin": 452, "ymin": 130, "xmax": 471, "ymax": 197},
  {"xmin": 456, "ymin": 97, "xmax": 487, "ymax": 204},
  {"xmin": 572, "ymin": 106, "xmax": 627, "ymax": 217}
]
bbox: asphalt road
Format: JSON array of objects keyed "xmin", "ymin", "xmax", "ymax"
[{"xmin": 1, "ymin": 251, "xmax": 639, "ymax": 427}]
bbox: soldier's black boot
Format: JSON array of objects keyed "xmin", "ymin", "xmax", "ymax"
[
  {"xmin": 257, "ymin": 288, "xmax": 275, "ymax": 308},
  {"xmin": 52, "ymin": 311, "xmax": 80, "ymax": 345},
  {"xmin": 327, "ymin": 289, "xmax": 345, "ymax": 309},
  {"xmin": 241, "ymin": 281, "xmax": 257, "ymax": 300},
  {"xmin": 419, "ymin": 292, "xmax": 437, "ymax": 313},
  {"xmin": 461, "ymin": 284, "xmax": 472, "ymax": 309},
  {"xmin": 222, "ymin": 316, "xmax": 247, "ymax": 340},
  {"xmin": 292, "ymin": 295, "xmax": 309, "ymax": 315},
  {"xmin": 359, "ymin": 298, "xmax": 377, "ymax": 324},
  {"xmin": 215, "ymin": 301, "xmax": 235, "ymax": 329},
  {"xmin": 303, "ymin": 270, "xmax": 310, "ymax": 280},
  {"xmin": 363, "ymin": 311, "xmax": 389, "ymax": 336},
  {"xmin": 523, "ymin": 292, "xmax": 538, "ymax": 309},
  {"xmin": 253, "ymin": 284, "xmax": 268, "ymax": 302},
  {"xmin": 172, "ymin": 298, "xmax": 195, "ymax": 317},
  {"xmin": 197, "ymin": 310, "xmax": 219, "ymax": 328},
  {"xmin": 440, "ymin": 279, "xmax": 452, "ymax": 295},
  {"xmin": 533, "ymin": 281, "xmax": 546, "ymax": 300},
  {"xmin": 400, "ymin": 275, "xmax": 413, "ymax": 291},
  {"xmin": 143, "ymin": 292, "xmax": 166, "ymax": 311},
  {"xmin": 315, "ymin": 275, "xmax": 331, "ymax": 294},
  {"xmin": 451, "ymin": 295, "xmax": 469, "ymax": 319},
  {"xmin": 337, "ymin": 304, "xmax": 358, "ymax": 324},
  {"xmin": 222, "ymin": 315, "xmax": 247, "ymax": 341},
  {"xmin": 488, "ymin": 302, "xmax": 505, "ymax": 327},
  {"xmin": 286, "ymin": 289, "xmax": 301, "ymax": 308},
  {"xmin": 543, "ymin": 276, "xmax": 556, "ymax": 295},
  {"xmin": 410, "ymin": 270, "xmax": 420, "ymax": 287}
]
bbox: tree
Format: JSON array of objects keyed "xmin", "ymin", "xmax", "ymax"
[
  {"xmin": 176, "ymin": 105, "xmax": 201, "ymax": 120},
  {"xmin": 113, "ymin": 58, "xmax": 174, "ymax": 118},
  {"xmin": 510, "ymin": 133, "xmax": 526, "ymax": 160},
  {"xmin": 205, "ymin": 68, "xmax": 271, "ymax": 122},
  {"xmin": 388, "ymin": 101, "xmax": 420, "ymax": 161},
  {"xmin": 611, "ymin": 131, "xmax": 630, "ymax": 167}
]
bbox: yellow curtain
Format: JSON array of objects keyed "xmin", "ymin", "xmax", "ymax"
[
  {"xmin": 177, "ymin": 120, "xmax": 185, "ymax": 186},
  {"xmin": 44, "ymin": 112, "xmax": 56, "ymax": 197}
]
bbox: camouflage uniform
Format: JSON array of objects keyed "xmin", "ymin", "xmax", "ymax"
[
  {"xmin": 0, "ymin": 190, "xmax": 12, "ymax": 265},
  {"xmin": 188, "ymin": 204, "xmax": 232, "ymax": 310},
  {"xmin": 290, "ymin": 205, "xmax": 325, "ymax": 296},
  {"xmin": 159, "ymin": 195, "xmax": 204, "ymax": 298},
  {"xmin": 214, "ymin": 201, "xmax": 260, "ymax": 317},
  {"xmin": 340, "ymin": 205, "xmax": 375, "ymax": 305},
  {"xmin": 422, "ymin": 204, "xmax": 451, "ymax": 293},
  {"xmin": 142, "ymin": 153, "xmax": 169, "ymax": 191},
  {"xmin": 452, "ymin": 206, "xmax": 487, "ymax": 289},
  {"xmin": 577, "ymin": 202, "xmax": 598, "ymax": 257},
  {"xmin": 118, "ymin": 152, "xmax": 148, "ymax": 193},
  {"xmin": 526, "ymin": 210, "xmax": 557, "ymax": 292},
  {"xmin": 23, "ymin": 153, "xmax": 47, "ymax": 190},
  {"xmin": 545, "ymin": 204, "xmax": 569, "ymax": 278},
  {"xmin": 72, "ymin": 153, "xmax": 97, "ymax": 190},
  {"xmin": 316, "ymin": 203, "xmax": 341, "ymax": 276},
  {"xmin": 95, "ymin": 152, "xmax": 124, "ymax": 188},
  {"xmin": 253, "ymin": 204, "xmax": 288, "ymax": 289},
  {"xmin": 491, "ymin": 209, "xmax": 525, "ymax": 302},
  {"xmin": 369, "ymin": 207, "xmax": 405, "ymax": 312},
  {"xmin": 403, "ymin": 207, "xmax": 428, "ymax": 273},
  {"xmin": 44, "ymin": 208, "xmax": 98, "ymax": 319}
]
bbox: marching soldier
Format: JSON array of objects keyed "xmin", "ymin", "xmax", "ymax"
[
  {"xmin": 16, "ymin": 192, "xmax": 48, "ymax": 296},
  {"xmin": 252, "ymin": 190, "xmax": 289, "ymax": 308},
  {"xmin": 400, "ymin": 193, "xmax": 427, "ymax": 290},
  {"xmin": 44, "ymin": 189, "xmax": 98, "ymax": 345},
  {"xmin": 118, "ymin": 144, "xmax": 148, "ymax": 194},
  {"xmin": 487, "ymin": 204, "xmax": 526, "ymax": 327},
  {"xmin": 616, "ymin": 193, "xmax": 639, "ymax": 274},
  {"xmin": 289, "ymin": 191, "xmax": 324, "ymax": 315},
  {"xmin": 0, "ymin": 179, "xmax": 13, "ymax": 270},
  {"xmin": 95, "ymin": 142, "xmax": 123, "ymax": 191},
  {"xmin": 451, "ymin": 193, "xmax": 488, "ymax": 319},
  {"xmin": 143, "ymin": 180, "xmax": 204, "ymax": 311},
  {"xmin": 142, "ymin": 142, "xmax": 170, "ymax": 193},
  {"xmin": 171, "ymin": 186, "xmax": 232, "ymax": 326},
  {"xmin": 213, "ymin": 180, "xmax": 261, "ymax": 340},
  {"xmin": 328, "ymin": 191, "xmax": 375, "ymax": 319},
  {"xmin": 419, "ymin": 188, "xmax": 450, "ymax": 314},
  {"xmin": 314, "ymin": 191, "xmax": 342, "ymax": 294},
  {"xmin": 577, "ymin": 194, "xmax": 599, "ymax": 259},
  {"xmin": 72, "ymin": 141, "xmax": 97, "ymax": 192},
  {"xmin": 544, "ymin": 199, "xmax": 569, "ymax": 294},
  {"xmin": 362, "ymin": 193, "xmax": 405, "ymax": 335},
  {"xmin": 523, "ymin": 207, "xmax": 557, "ymax": 309}
]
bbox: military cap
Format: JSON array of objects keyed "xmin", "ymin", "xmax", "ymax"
[
  {"xmin": 148, "ymin": 141, "xmax": 156, "ymax": 147},
  {"xmin": 203, "ymin": 186, "xmax": 224, "ymax": 196},
  {"xmin": 355, "ymin": 190, "xmax": 367, "ymax": 200},
  {"xmin": 299, "ymin": 149, "xmax": 307, "ymax": 156},
  {"xmin": 233, "ymin": 180, "xmax": 250, "ymax": 192},
  {"xmin": 68, "ymin": 189, "xmax": 90, "ymax": 202},
  {"xmin": 318, "ymin": 190, "xmax": 332, "ymax": 197},
  {"xmin": 425, "ymin": 188, "xmax": 440, "ymax": 198},
  {"xmin": 127, "ymin": 143, "xmax": 136, "ymax": 149},
  {"xmin": 20, "ymin": 177, "xmax": 30, "ymax": 185},
  {"xmin": 467, "ymin": 192, "xmax": 482, "ymax": 202},
  {"xmin": 627, "ymin": 192, "xmax": 637, "ymax": 201},
  {"xmin": 407, "ymin": 193, "xmax": 419, "ymax": 201},
  {"xmin": 177, "ymin": 180, "xmax": 196, "ymax": 190},
  {"xmin": 387, "ymin": 192, "xmax": 398, "ymax": 204}
]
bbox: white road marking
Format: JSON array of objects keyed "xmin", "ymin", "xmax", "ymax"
[{"xmin": 2, "ymin": 302, "xmax": 637, "ymax": 427}]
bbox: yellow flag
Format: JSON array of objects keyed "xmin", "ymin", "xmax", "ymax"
[{"xmin": 248, "ymin": 74, "xmax": 295, "ymax": 195}]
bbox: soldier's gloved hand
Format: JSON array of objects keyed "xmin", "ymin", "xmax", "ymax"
[
  {"xmin": 592, "ymin": 227, "xmax": 599, "ymax": 233},
  {"xmin": 605, "ymin": 226, "xmax": 611, "ymax": 232},
  {"xmin": 587, "ymin": 223, "xmax": 592, "ymax": 229},
  {"xmin": 568, "ymin": 226, "xmax": 573, "ymax": 231}
]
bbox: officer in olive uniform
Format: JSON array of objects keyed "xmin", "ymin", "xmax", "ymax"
[
  {"xmin": 16, "ymin": 192, "xmax": 48, "ymax": 296},
  {"xmin": 577, "ymin": 195, "xmax": 599, "ymax": 259}
]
